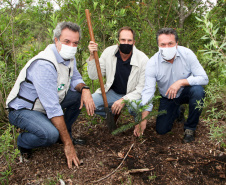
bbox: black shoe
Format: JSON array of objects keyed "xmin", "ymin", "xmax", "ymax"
[
  {"xmin": 56, "ymin": 138, "xmax": 63, "ymax": 144},
  {"xmin": 72, "ymin": 137, "xmax": 86, "ymax": 145},
  {"xmin": 183, "ymin": 129, "xmax": 195, "ymax": 143},
  {"xmin": 177, "ymin": 105, "xmax": 185, "ymax": 123},
  {"xmin": 18, "ymin": 145, "xmax": 32, "ymax": 159}
]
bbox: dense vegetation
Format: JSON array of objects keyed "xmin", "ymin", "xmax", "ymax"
[{"xmin": 0, "ymin": 0, "xmax": 225, "ymax": 182}]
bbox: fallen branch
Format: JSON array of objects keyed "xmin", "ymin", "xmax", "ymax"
[
  {"xmin": 91, "ymin": 143, "xmax": 134, "ymax": 183},
  {"xmin": 191, "ymin": 159, "xmax": 226, "ymax": 165},
  {"xmin": 125, "ymin": 168, "xmax": 154, "ymax": 174},
  {"xmin": 166, "ymin": 157, "xmax": 178, "ymax": 162}
]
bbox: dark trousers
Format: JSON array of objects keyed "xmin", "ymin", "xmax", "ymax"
[
  {"xmin": 61, "ymin": 90, "xmax": 81, "ymax": 137},
  {"xmin": 156, "ymin": 85, "xmax": 205, "ymax": 135}
]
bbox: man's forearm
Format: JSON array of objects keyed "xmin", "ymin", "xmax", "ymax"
[
  {"xmin": 89, "ymin": 54, "xmax": 94, "ymax": 61},
  {"xmin": 51, "ymin": 116, "xmax": 80, "ymax": 168},
  {"xmin": 178, "ymin": 79, "xmax": 190, "ymax": 86},
  {"xmin": 142, "ymin": 110, "xmax": 150, "ymax": 122},
  {"xmin": 51, "ymin": 116, "xmax": 72, "ymax": 145},
  {"xmin": 134, "ymin": 110, "xmax": 150, "ymax": 137}
]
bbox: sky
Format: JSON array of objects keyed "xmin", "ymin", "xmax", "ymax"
[
  {"xmin": 52, "ymin": 0, "xmax": 217, "ymax": 10},
  {"xmin": 203, "ymin": 0, "xmax": 217, "ymax": 7},
  {"xmin": 1, "ymin": 0, "xmax": 217, "ymax": 9}
]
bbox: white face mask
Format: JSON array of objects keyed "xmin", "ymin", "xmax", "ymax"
[
  {"xmin": 58, "ymin": 42, "xmax": 77, "ymax": 60},
  {"xmin": 159, "ymin": 45, "xmax": 177, "ymax": 60}
]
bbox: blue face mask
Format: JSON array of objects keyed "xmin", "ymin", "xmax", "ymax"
[{"xmin": 119, "ymin": 44, "xmax": 133, "ymax": 54}]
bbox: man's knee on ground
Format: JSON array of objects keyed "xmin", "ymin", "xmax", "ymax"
[
  {"xmin": 156, "ymin": 115, "xmax": 173, "ymax": 135},
  {"xmin": 156, "ymin": 128, "xmax": 170, "ymax": 135}
]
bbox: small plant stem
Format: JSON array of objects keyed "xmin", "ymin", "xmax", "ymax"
[{"xmin": 91, "ymin": 143, "xmax": 134, "ymax": 183}]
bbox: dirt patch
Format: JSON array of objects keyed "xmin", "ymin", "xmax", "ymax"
[{"xmin": 2, "ymin": 111, "xmax": 226, "ymax": 184}]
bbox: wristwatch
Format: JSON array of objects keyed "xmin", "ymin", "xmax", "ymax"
[{"xmin": 81, "ymin": 85, "xmax": 90, "ymax": 93}]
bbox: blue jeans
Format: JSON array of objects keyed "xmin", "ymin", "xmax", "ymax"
[
  {"xmin": 156, "ymin": 85, "xmax": 205, "ymax": 135},
  {"xmin": 92, "ymin": 89, "xmax": 137, "ymax": 117},
  {"xmin": 8, "ymin": 90, "xmax": 81, "ymax": 149}
]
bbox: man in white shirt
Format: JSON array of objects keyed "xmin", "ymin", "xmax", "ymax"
[{"xmin": 134, "ymin": 28, "xmax": 208, "ymax": 143}]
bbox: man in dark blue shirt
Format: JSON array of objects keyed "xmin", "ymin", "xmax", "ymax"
[
  {"xmin": 111, "ymin": 51, "xmax": 132, "ymax": 95},
  {"xmin": 87, "ymin": 26, "xmax": 149, "ymax": 121}
]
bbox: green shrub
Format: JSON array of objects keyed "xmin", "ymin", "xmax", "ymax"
[
  {"xmin": 0, "ymin": 125, "xmax": 19, "ymax": 184},
  {"xmin": 196, "ymin": 13, "xmax": 226, "ymax": 148}
]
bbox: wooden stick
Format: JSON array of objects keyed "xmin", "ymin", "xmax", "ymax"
[{"xmin": 85, "ymin": 9, "xmax": 108, "ymax": 108}]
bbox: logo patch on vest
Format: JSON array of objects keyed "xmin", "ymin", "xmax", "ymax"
[{"xmin": 58, "ymin": 84, "xmax": 65, "ymax": 91}]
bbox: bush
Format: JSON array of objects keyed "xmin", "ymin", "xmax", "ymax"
[
  {"xmin": 196, "ymin": 13, "xmax": 226, "ymax": 148},
  {"xmin": 0, "ymin": 125, "xmax": 19, "ymax": 184}
]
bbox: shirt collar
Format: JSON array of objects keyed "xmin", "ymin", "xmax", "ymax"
[
  {"xmin": 115, "ymin": 50, "xmax": 132, "ymax": 64},
  {"xmin": 111, "ymin": 45, "xmax": 139, "ymax": 66}
]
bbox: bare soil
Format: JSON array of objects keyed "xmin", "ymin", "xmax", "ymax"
[{"xmin": 2, "ymin": 111, "xmax": 226, "ymax": 185}]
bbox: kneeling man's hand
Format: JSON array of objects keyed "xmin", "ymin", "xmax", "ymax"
[
  {"xmin": 165, "ymin": 79, "xmax": 189, "ymax": 99},
  {"xmin": 134, "ymin": 120, "xmax": 147, "ymax": 137},
  {"xmin": 64, "ymin": 143, "xmax": 80, "ymax": 168},
  {"xmin": 111, "ymin": 98, "xmax": 125, "ymax": 115},
  {"xmin": 80, "ymin": 89, "xmax": 95, "ymax": 116}
]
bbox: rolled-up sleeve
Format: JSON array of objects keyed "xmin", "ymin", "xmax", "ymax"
[
  {"xmin": 141, "ymin": 58, "xmax": 157, "ymax": 112},
  {"xmin": 70, "ymin": 60, "xmax": 85, "ymax": 91},
  {"xmin": 186, "ymin": 50, "xmax": 209, "ymax": 86}
]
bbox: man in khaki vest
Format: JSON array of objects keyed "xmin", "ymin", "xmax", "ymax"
[{"xmin": 6, "ymin": 22, "xmax": 95, "ymax": 168}]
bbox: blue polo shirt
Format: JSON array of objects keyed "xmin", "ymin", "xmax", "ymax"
[{"xmin": 110, "ymin": 51, "xmax": 132, "ymax": 94}]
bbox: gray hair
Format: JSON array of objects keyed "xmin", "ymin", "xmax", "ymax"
[
  {"xmin": 156, "ymin": 28, "xmax": 178, "ymax": 45},
  {"xmin": 53, "ymin": 22, "xmax": 81, "ymax": 43}
]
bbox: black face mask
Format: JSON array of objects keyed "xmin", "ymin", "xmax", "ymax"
[{"xmin": 119, "ymin": 44, "xmax": 133, "ymax": 54}]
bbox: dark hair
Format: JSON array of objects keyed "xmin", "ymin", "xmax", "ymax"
[
  {"xmin": 156, "ymin": 28, "xmax": 178, "ymax": 45},
  {"xmin": 53, "ymin": 22, "xmax": 81, "ymax": 43},
  {"xmin": 117, "ymin": 26, "xmax": 135, "ymax": 40}
]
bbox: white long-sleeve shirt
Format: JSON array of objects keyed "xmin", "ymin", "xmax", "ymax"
[{"xmin": 141, "ymin": 46, "xmax": 209, "ymax": 111}]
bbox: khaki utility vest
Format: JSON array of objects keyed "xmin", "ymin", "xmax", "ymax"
[{"xmin": 6, "ymin": 45, "xmax": 74, "ymax": 114}]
